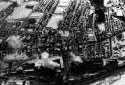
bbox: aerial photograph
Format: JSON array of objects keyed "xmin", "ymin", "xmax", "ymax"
[{"xmin": 0, "ymin": 0, "xmax": 125, "ymax": 85}]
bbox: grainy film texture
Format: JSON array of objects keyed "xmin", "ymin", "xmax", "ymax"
[{"xmin": 0, "ymin": 0, "xmax": 125, "ymax": 85}]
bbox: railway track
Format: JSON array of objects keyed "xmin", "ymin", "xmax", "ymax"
[
  {"xmin": 0, "ymin": 1, "xmax": 62, "ymax": 75},
  {"xmin": 0, "ymin": 0, "xmax": 55, "ymax": 41},
  {"xmin": 21, "ymin": 0, "xmax": 60, "ymax": 45},
  {"xmin": 0, "ymin": 0, "xmax": 61, "ymax": 73},
  {"xmin": 20, "ymin": 0, "xmax": 48, "ymax": 28},
  {"xmin": 0, "ymin": 2, "xmax": 17, "ymax": 23},
  {"xmin": 1, "ymin": 1, "xmax": 125, "ymax": 85},
  {"xmin": 19, "ymin": 0, "xmax": 50, "ymax": 30},
  {"xmin": 0, "ymin": 2, "xmax": 17, "ymax": 34},
  {"xmin": 58, "ymin": 0, "xmax": 77, "ymax": 31},
  {"xmin": 68, "ymin": 0, "xmax": 82, "ymax": 29},
  {"xmin": 58, "ymin": 0, "xmax": 91, "ymax": 32},
  {"xmin": 35, "ymin": 0, "xmax": 60, "ymax": 31}
]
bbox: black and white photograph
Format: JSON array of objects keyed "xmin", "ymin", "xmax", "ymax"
[{"xmin": 0, "ymin": 0, "xmax": 125, "ymax": 85}]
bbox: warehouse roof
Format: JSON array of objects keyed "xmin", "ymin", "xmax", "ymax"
[
  {"xmin": 46, "ymin": 14, "xmax": 63, "ymax": 29},
  {"xmin": 0, "ymin": 2, "xmax": 12, "ymax": 12}
]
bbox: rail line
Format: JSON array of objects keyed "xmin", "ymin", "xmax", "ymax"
[{"xmin": 0, "ymin": 2, "xmax": 15, "ymax": 22}]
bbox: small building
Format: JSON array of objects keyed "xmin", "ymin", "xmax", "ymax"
[{"xmin": 46, "ymin": 14, "xmax": 63, "ymax": 29}]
